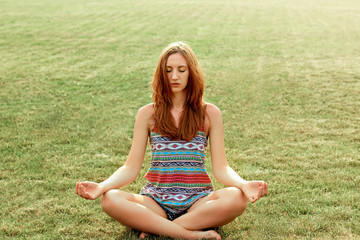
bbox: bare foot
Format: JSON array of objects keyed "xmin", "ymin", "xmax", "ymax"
[
  {"xmin": 139, "ymin": 232, "xmax": 149, "ymax": 239},
  {"xmin": 194, "ymin": 230, "xmax": 221, "ymax": 240},
  {"xmin": 140, "ymin": 230, "xmax": 220, "ymax": 240}
]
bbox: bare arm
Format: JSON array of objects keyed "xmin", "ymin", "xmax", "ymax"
[
  {"xmin": 206, "ymin": 103, "xmax": 268, "ymax": 203},
  {"xmin": 75, "ymin": 104, "xmax": 153, "ymax": 200}
]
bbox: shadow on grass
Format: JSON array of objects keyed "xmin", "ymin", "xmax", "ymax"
[{"xmin": 116, "ymin": 227, "xmax": 225, "ymax": 240}]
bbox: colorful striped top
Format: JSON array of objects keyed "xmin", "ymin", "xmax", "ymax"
[{"xmin": 140, "ymin": 127, "xmax": 214, "ymax": 214}]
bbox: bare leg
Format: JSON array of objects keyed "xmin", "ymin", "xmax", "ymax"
[
  {"xmin": 100, "ymin": 189, "xmax": 221, "ymax": 239},
  {"xmin": 173, "ymin": 187, "xmax": 248, "ymax": 230}
]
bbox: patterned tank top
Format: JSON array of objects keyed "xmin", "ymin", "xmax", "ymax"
[{"xmin": 140, "ymin": 127, "xmax": 214, "ymax": 214}]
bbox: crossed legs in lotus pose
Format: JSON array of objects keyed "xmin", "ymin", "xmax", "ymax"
[{"xmin": 100, "ymin": 187, "xmax": 247, "ymax": 240}]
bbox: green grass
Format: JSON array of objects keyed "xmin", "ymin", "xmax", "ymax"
[{"xmin": 1, "ymin": 0, "xmax": 359, "ymax": 239}]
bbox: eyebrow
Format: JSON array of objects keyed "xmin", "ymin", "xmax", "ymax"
[{"xmin": 166, "ymin": 65, "xmax": 188, "ymax": 68}]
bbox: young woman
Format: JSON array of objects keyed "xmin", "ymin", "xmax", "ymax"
[{"xmin": 75, "ymin": 42, "xmax": 268, "ymax": 240}]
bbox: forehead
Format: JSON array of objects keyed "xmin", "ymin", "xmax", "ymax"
[{"xmin": 166, "ymin": 53, "xmax": 188, "ymax": 67}]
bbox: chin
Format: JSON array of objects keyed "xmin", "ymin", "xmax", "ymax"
[{"xmin": 171, "ymin": 88, "xmax": 184, "ymax": 93}]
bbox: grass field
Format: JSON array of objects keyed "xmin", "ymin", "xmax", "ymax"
[{"xmin": 1, "ymin": 0, "xmax": 359, "ymax": 239}]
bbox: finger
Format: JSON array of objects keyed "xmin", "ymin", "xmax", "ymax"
[
  {"xmin": 260, "ymin": 182, "xmax": 265, "ymax": 196},
  {"xmin": 264, "ymin": 182, "xmax": 268, "ymax": 195},
  {"xmin": 250, "ymin": 194, "xmax": 258, "ymax": 203},
  {"xmin": 258, "ymin": 187, "xmax": 264, "ymax": 199},
  {"xmin": 80, "ymin": 183, "xmax": 87, "ymax": 198},
  {"xmin": 82, "ymin": 184, "xmax": 89, "ymax": 198},
  {"xmin": 76, "ymin": 182, "xmax": 81, "ymax": 195},
  {"xmin": 85, "ymin": 193, "xmax": 91, "ymax": 200},
  {"xmin": 78, "ymin": 183, "xmax": 83, "ymax": 196},
  {"xmin": 82, "ymin": 181, "xmax": 89, "ymax": 188}
]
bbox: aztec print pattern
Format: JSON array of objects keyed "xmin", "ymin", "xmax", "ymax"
[{"xmin": 140, "ymin": 128, "xmax": 214, "ymax": 214}]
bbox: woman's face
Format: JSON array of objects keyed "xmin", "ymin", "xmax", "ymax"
[{"xmin": 166, "ymin": 53, "xmax": 189, "ymax": 94}]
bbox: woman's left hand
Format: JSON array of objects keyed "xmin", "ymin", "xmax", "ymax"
[{"xmin": 242, "ymin": 181, "xmax": 268, "ymax": 203}]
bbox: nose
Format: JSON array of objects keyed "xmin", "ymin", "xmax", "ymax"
[{"xmin": 171, "ymin": 70, "xmax": 179, "ymax": 81}]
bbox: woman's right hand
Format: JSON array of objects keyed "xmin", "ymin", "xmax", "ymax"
[{"xmin": 75, "ymin": 181, "xmax": 105, "ymax": 200}]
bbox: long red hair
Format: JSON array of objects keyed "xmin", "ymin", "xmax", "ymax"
[{"xmin": 152, "ymin": 42, "xmax": 205, "ymax": 141}]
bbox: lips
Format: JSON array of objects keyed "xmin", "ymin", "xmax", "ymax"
[{"xmin": 171, "ymin": 83, "xmax": 181, "ymax": 87}]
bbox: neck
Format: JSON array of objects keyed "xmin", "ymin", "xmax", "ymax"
[{"xmin": 171, "ymin": 91, "xmax": 187, "ymax": 110}]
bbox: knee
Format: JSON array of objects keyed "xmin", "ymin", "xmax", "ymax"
[
  {"xmin": 220, "ymin": 187, "xmax": 247, "ymax": 215},
  {"xmin": 100, "ymin": 189, "xmax": 122, "ymax": 212}
]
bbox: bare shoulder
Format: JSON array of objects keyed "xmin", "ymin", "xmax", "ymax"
[
  {"xmin": 136, "ymin": 103, "xmax": 155, "ymax": 130},
  {"xmin": 137, "ymin": 103, "xmax": 154, "ymax": 117},
  {"xmin": 205, "ymin": 103, "xmax": 222, "ymax": 120},
  {"xmin": 204, "ymin": 103, "xmax": 223, "ymax": 135}
]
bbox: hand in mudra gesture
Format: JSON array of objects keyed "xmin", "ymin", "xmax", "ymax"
[
  {"xmin": 75, "ymin": 181, "xmax": 104, "ymax": 200},
  {"xmin": 242, "ymin": 181, "xmax": 268, "ymax": 203}
]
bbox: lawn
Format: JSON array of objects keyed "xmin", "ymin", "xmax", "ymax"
[{"xmin": 0, "ymin": 0, "xmax": 359, "ymax": 239}]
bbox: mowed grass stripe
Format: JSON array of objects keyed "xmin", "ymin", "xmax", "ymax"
[{"xmin": 1, "ymin": 0, "xmax": 359, "ymax": 239}]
